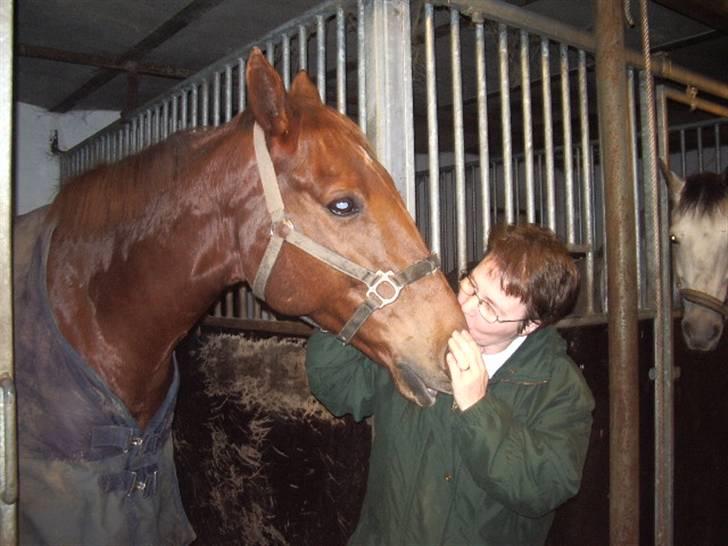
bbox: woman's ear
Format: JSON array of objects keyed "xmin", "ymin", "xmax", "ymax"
[{"xmin": 521, "ymin": 320, "xmax": 541, "ymax": 336}]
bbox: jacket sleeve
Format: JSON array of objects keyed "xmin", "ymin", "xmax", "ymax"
[
  {"xmin": 453, "ymin": 355, "xmax": 595, "ymax": 518},
  {"xmin": 305, "ymin": 329, "xmax": 381, "ymax": 422}
]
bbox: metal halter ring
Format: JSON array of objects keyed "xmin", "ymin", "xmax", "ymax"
[{"xmin": 366, "ymin": 271, "xmax": 403, "ymax": 308}]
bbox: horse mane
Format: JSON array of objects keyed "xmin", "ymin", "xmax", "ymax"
[
  {"xmin": 678, "ymin": 169, "xmax": 728, "ymax": 217},
  {"xmin": 47, "ymin": 125, "xmax": 235, "ymax": 238}
]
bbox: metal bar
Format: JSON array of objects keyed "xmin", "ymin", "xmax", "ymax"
[
  {"xmin": 451, "ymin": 8, "xmax": 467, "ymax": 271},
  {"xmin": 153, "ymin": 106, "xmax": 161, "ymax": 144},
  {"xmin": 595, "ymin": 1, "xmax": 640, "ymax": 544},
  {"xmin": 317, "ymin": 14, "xmax": 326, "ymax": 102},
  {"xmin": 202, "ymin": 78, "xmax": 210, "ymax": 127},
  {"xmin": 697, "ymin": 125, "xmax": 704, "ymax": 171},
  {"xmin": 282, "ymin": 33, "xmax": 291, "ymax": 90},
  {"xmin": 560, "ymin": 43, "xmax": 575, "ymax": 243},
  {"xmin": 541, "ymin": 37, "xmax": 556, "ymax": 231},
  {"xmin": 171, "ymin": 95, "xmax": 178, "ymax": 135},
  {"xmin": 357, "ymin": 0, "xmax": 366, "ymax": 131},
  {"xmin": 190, "ymin": 86, "xmax": 198, "ymax": 128},
  {"xmin": 578, "ymin": 49, "xmax": 595, "ymax": 313},
  {"xmin": 0, "ymin": 0, "xmax": 17, "ymax": 541},
  {"xmin": 498, "ymin": 24, "xmax": 514, "ymax": 223},
  {"xmin": 336, "ymin": 6, "xmax": 346, "ymax": 114},
  {"xmin": 663, "ymin": 87, "xmax": 728, "ymax": 118},
  {"xmin": 238, "ymin": 58, "xmax": 246, "ymax": 112},
  {"xmin": 161, "ymin": 100, "xmax": 169, "ymax": 140},
  {"xmin": 212, "ymin": 72, "xmax": 221, "ymax": 127},
  {"xmin": 224, "ymin": 65, "xmax": 232, "ymax": 122},
  {"xmin": 629, "ymin": 70, "xmax": 644, "ymax": 309},
  {"xmin": 521, "ymin": 30, "xmax": 535, "ymax": 224},
  {"xmin": 424, "ymin": 3, "xmax": 441, "ymax": 255},
  {"xmin": 474, "ymin": 17, "xmax": 491, "ymax": 244},
  {"xmin": 655, "ymin": 83, "xmax": 676, "ymax": 546},
  {"xmin": 181, "ymin": 90, "xmax": 189, "ymax": 130},
  {"xmin": 363, "ymin": 0, "xmax": 416, "ymax": 214},
  {"xmin": 299, "ymin": 24, "xmax": 308, "ymax": 72},
  {"xmin": 144, "ymin": 110, "xmax": 152, "ymax": 148},
  {"xmin": 122, "ymin": 124, "xmax": 129, "ymax": 160}
]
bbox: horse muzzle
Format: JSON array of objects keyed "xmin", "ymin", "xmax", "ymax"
[{"xmin": 396, "ymin": 361, "xmax": 452, "ymax": 407}]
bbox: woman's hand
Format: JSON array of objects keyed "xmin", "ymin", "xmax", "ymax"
[{"xmin": 446, "ymin": 330, "xmax": 488, "ymax": 411}]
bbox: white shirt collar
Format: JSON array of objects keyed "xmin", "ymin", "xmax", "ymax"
[{"xmin": 481, "ymin": 335, "xmax": 528, "ymax": 378}]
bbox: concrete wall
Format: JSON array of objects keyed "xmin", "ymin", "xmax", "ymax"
[{"xmin": 14, "ymin": 102, "xmax": 119, "ymax": 215}]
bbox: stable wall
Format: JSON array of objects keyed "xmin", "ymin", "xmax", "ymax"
[{"xmin": 13, "ymin": 102, "xmax": 118, "ymax": 215}]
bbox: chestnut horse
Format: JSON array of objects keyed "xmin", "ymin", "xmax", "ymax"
[
  {"xmin": 13, "ymin": 49, "xmax": 465, "ymax": 545},
  {"xmin": 659, "ymin": 159, "xmax": 728, "ymax": 351}
]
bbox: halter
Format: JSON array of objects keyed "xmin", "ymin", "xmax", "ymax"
[
  {"xmin": 250, "ymin": 122, "xmax": 440, "ymax": 343},
  {"xmin": 680, "ymin": 288, "xmax": 728, "ymax": 321}
]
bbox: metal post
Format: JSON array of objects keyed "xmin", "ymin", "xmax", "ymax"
[
  {"xmin": 595, "ymin": 1, "xmax": 640, "ymax": 544},
  {"xmin": 363, "ymin": 0, "xmax": 416, "ymax": 214},
  {"xmin": 450, "ymin": 9, "xmax": 467, "ymax": 272},
  {"xmin": 654, "ymin": 83, "xmax": 675, "ymax": 546},
  {"xmin": 424, "ymin": 2, "xmax": 441, "ymax": 255},
  {"xmin": 0, "ymin": 0, "xmax": 18, "ymax": 543}
]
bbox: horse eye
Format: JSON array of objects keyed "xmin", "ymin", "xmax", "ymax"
[
  {"xmin": 327, "ymin": 197, "xmax": 360, "ymax": 217},
  {"xmin": 670, "ymin": 234, "xmax": 679, "ymax": 244}
]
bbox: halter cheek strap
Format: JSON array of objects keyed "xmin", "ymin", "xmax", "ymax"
[
  {"xmin": 250, "ymin": 122, "xmax": 440, "ymax": 343},
  {"xmin": 680, "ymin": 288, "xmax": 728, "ymax": 321}
]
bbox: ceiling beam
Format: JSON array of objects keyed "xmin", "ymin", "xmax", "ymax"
[
  {"xmin": 18, "ymin": 44, "xmax": 193, "ymax": 80},
  {"xmin": 50, "ymin": 0, "xmax": 226, "ymax": 113}
]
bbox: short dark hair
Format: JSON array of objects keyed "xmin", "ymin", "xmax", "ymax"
[{"xmin": 483, "ymin": 223, "xmax": 580, "ymax": 329}]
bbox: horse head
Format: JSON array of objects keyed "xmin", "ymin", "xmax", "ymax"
[
  {"xmin": 237, "ymin": 48, "xmax": 466, "ymax": 405},
  {"xmin": 659, "ymin": 159, "xmax": 728, "ymax": 351}
]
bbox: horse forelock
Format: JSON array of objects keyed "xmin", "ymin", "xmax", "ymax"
[
  {"xmin": 677, "ymin": 170, "xmax": 728, "ymax": 218},
  {"xmin": 289, "ymin": 102, "xmax": 399, "ymax": 197}
]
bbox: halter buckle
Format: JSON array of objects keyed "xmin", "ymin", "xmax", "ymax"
[
  {"xmin": 367, "ymin": 271, "xmax": 403, "ymax": 308},
  {"xmin": 271, "ymin": 217, "xmax": 294, "ymax": 237}
]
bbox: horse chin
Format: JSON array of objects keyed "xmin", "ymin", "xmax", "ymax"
[{"xmin": 396, "ymin": 362, "xmax": 451, "ymax": 407}]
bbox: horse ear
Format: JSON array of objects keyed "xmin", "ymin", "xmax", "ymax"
[
  {"xmin": 658, "ymin": 158, "xmax": 684, "ymax": 204},
  {"xmin": 289, "ymin": 70, "xmax": 322, "ymax": 104},
  {"xmin": 246, "ymin": 48, "xmax": 290, "ymax": 136}
]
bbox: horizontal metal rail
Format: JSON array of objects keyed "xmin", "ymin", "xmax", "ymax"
[{"xmin": 440, "ymin": 0, "xmax": 728, "ymax": 100}]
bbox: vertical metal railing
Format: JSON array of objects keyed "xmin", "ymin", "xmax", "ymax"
[
  {"xmin": 0, "ymin": 0, "xmax": 18, "ymax": 543},
  {"xmin": 415, "ymin": 2, "xmax": 600, "ymax": 296}
]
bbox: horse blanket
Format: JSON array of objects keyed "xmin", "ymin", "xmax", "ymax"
[{"xmin": 14, "ymin": 208, "xmax": 195, "ymax": 546}]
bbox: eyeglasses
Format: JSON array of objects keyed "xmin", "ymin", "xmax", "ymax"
[{"xmin": 459, "ymin": 271, "xmax": 527, "ymax": 324}]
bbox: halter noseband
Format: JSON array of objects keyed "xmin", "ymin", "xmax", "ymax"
[
  {"xmin": 680, "ymin": 288, "xmax": 728, "ymax": 321},
  {"xmin": 250, "ymin": 122, "xmax": 440, "ymax": 343}
]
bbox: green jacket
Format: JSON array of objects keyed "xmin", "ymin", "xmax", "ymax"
[{"xmin": 306, "ymin": 327, "xmax": 594, "ymax": 546}]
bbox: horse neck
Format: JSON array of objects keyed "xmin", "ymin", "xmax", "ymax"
[{"xmin": 47, "ymin": 122, "xmax": 262, "ymax": 427}]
